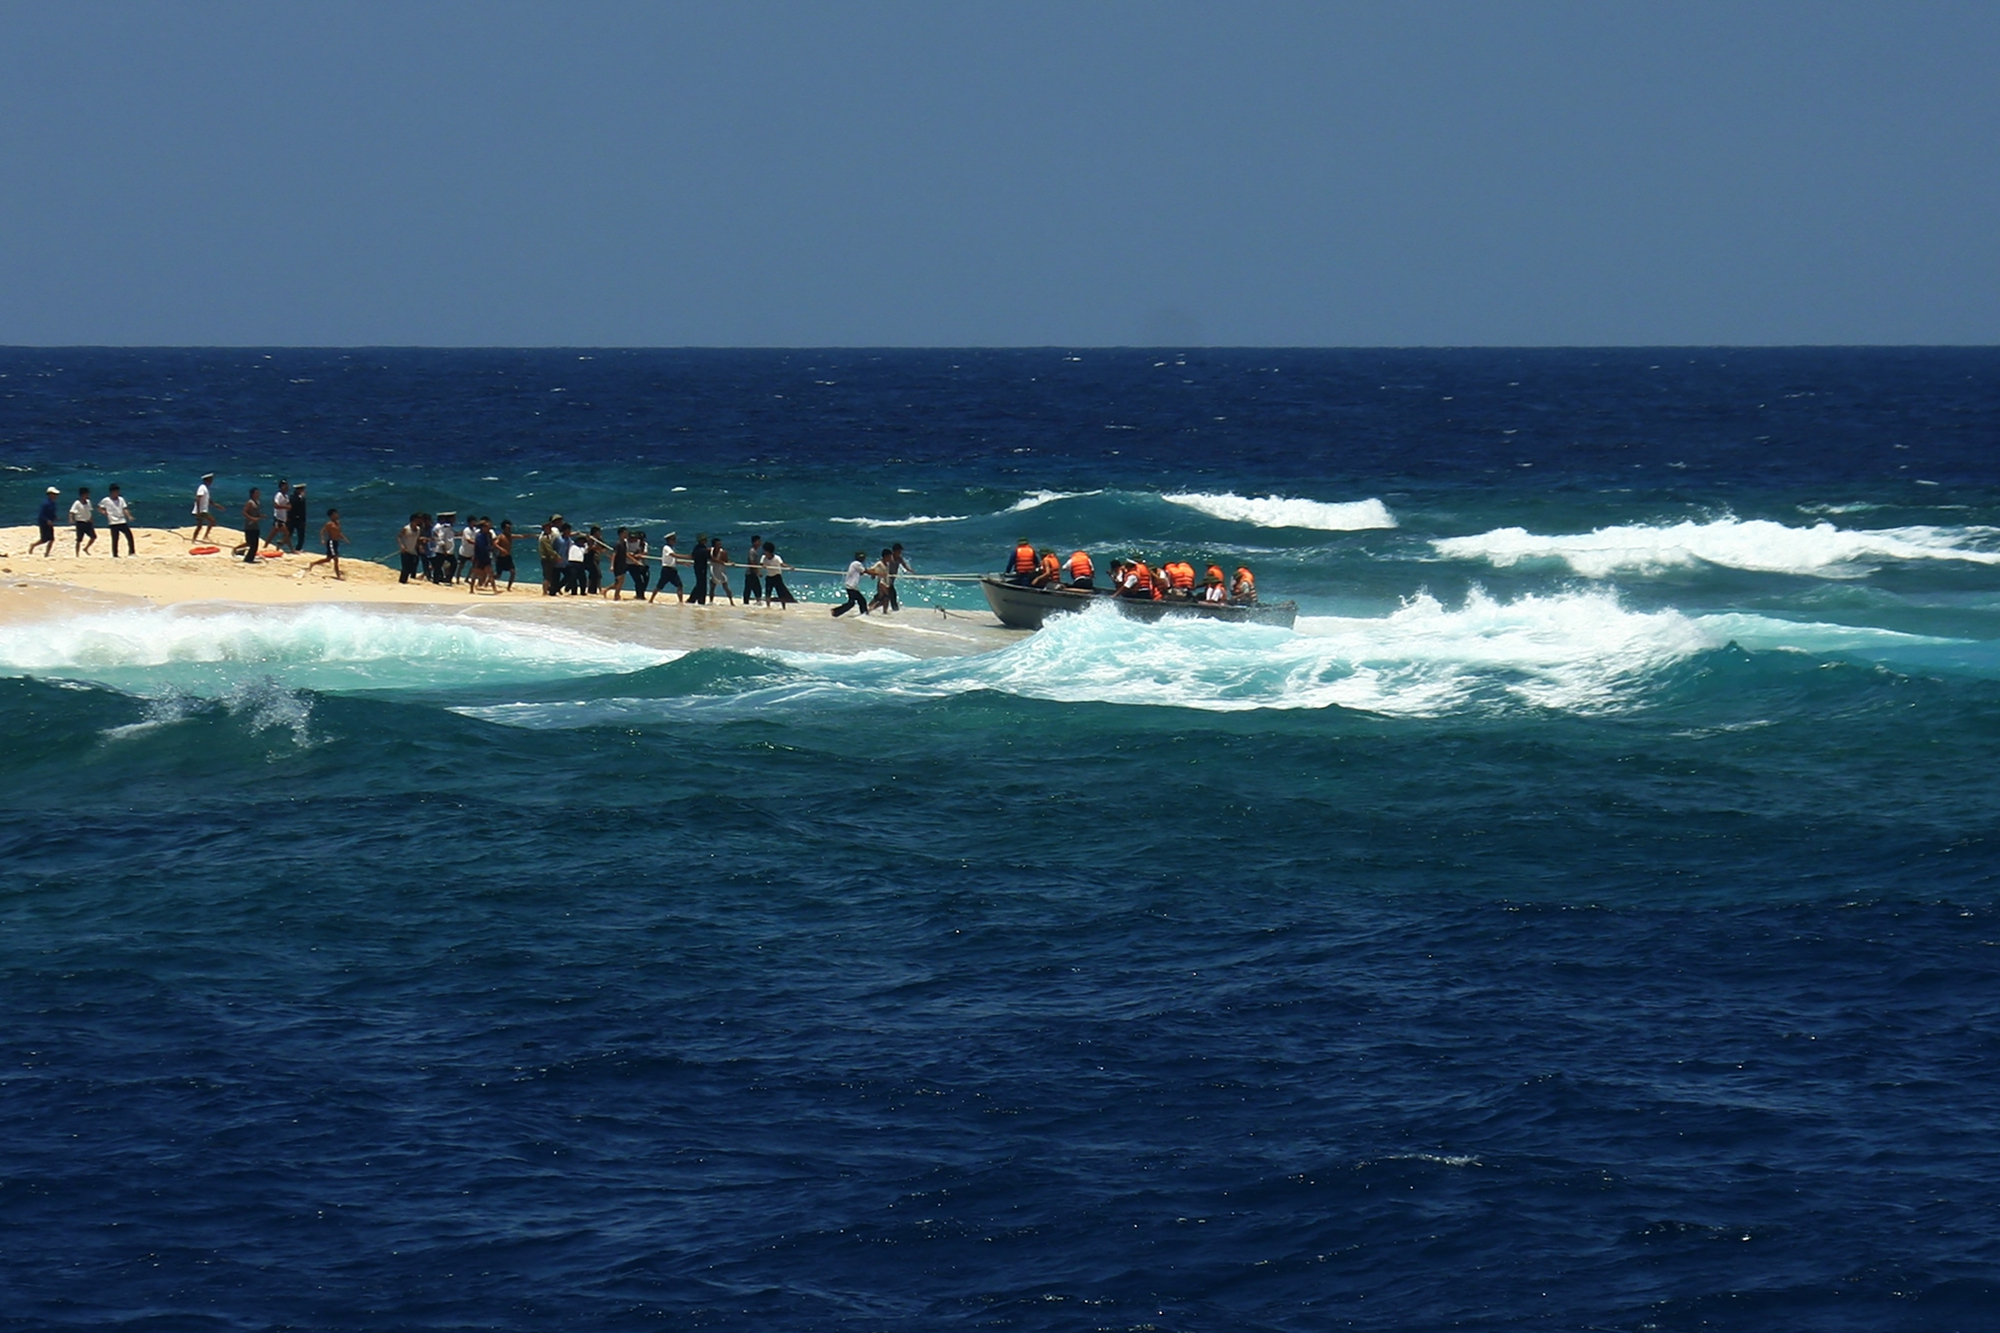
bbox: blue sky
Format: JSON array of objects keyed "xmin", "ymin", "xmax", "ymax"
[{"xmin": 2, "ymin": 1, "xmax": 1995, "ymax": 346}]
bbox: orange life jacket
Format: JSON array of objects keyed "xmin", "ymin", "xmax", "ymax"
[
  {"xmin": 1167, "ymin": 561, "xmax": 1195, "ymax": 591},
  {"xmin": 1038, "ymin": 553, "xmax": 1060, "ymax": 580},
  {"xmin": 1233, "ymin": 567, "xmax": 1255, "ymax": 596},
  {"xmin": 1012, "ymin": 543, "xmax": 1037, "ymax": 575},
  {"xmin": 1128, "ymin": 562, "xmax": 1157, "ymax": 596},
  {"xmin": 1068, "ymin": 550, "xmax": 1093, "ymax": 580},
  {"xmin": 1206, "ymin": 564, "xmax": 1226, "ymax": 587}
]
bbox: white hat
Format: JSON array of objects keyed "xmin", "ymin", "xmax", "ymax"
[{"xmin": 46, "ymin": 486, "xmax": 59, "ymax": 494}]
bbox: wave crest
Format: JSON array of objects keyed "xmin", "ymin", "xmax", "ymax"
[
  {"xmin": 458, "ymin": 590, "xmax": 1724, "ymax": 726},
  {"xmin": 1433, "ymin": 517, "xmax": 2000, "ymax": 578},
  {"xmin": 0, "ymin": 606, "xmax": 676, "ymax": 692},
  {"xmin": 1162, "ymin": 492, "xmax": 1398, "ymax": 531}
]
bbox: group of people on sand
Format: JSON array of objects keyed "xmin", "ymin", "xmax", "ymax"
[
  {"xmin": 29, "ymin": 474, "xmax": 348, "ymax": 578},
  {"xmin": 30, "ymin": 483, "xmax": 139, "ymax": 558},
  {"xmin": 830, "ymin": 545, "xmax": 918, "ymax": 617},
  {"xmin": 394, "ymin": 512, "xmax": 525, "ymax": 592},
  {"xmin": 1003, "ymin": 540, "xmax": 1257, "ymax": 604},
  {"xmin": 391, "ymin": 512, "xmax": 826, "ymax": 610}
]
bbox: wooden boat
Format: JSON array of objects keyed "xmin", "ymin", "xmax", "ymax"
[{"xmin": 978, "ymin": 576, "xmax": 1298, "ymax": 631}]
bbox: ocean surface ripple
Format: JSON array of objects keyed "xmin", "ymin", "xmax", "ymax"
[{"xmin": 4, "ymin": 348, "xmax": 2000, "ymax": 1330}]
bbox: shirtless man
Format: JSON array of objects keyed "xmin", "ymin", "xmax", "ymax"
[
  {"xmin": 238, "ymin": 488, "xmax": 262, "ymax": 563},
  {"xmin": 307, "ymin": 509, "xmax": 347, "ymax": 579}
]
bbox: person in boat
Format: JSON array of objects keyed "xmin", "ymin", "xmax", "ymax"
[
  {"xmin": 1164, "ymin": 560, "xmax": 1196, "ymax": 598},
  {"xmin": 1067, "ymin": 549, "xmax": 1094, "ymax": 589},
  {"xmin": 1031, "ymin": 548, "xmax": 1062, "ymax": 588},
  {"xmin": 1231, "ymin": 566, "xmax": 1256, "ymax": 603},
  {"xmin": 1201, "ymin": 570, "xmax": 1227, "ymax": 604},
  {"xmin": 1117, "ymin": 557, "xmax": 1160, "ymax": 600},
  {"xmin": 1006, "ymin": 538, "xmax": 1038, "ymax": 586}
]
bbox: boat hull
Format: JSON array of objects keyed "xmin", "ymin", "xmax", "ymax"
[{"xmin": 978, "ymin": 576, "xmax": 1297, "ymax": 631}]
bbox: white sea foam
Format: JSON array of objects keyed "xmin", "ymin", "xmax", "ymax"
[
  {"xmin": 0, "ymin": 605, "xmax": 676, "ymax": 693},
  {"xmin": 1161, "ymin": 492, "xmax": 1398, "ymax": 531},
  {"xmin": 457, "ymin": 590, "xmax": 1759, "ymax": 727},
  {"xmin": 1433, "ymin": 517, "xmax": 2000, "ymax": 578},
  {"xmin": 1004, "ymin": 489, "xmax": 1104, "ymax": 513},
  {"xmin": 828, "ymin": 513, "xmax": 969, "ymax": 527}
]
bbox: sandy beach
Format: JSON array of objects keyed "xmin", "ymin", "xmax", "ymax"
[{"xmin": 0, "ymin": 524, "xmax": 1017, "ymax": 659}]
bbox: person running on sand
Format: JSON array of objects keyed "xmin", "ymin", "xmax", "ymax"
[
  {"xmin": 649, "ymin": 532, "xmax": 685, "ymax": 604},
  {"xmin": 31, "ymin": 487, "xmax": 59, "ymax": 556},
  {"xmin": 307, "ymin": 509, "xmax": 347, "ymax": 579},
  {"xmin": 69, "ymin": 487, "xmax": 98, "ymax": 556},
  {"xmin": 191, "ymin": 474, "xmax": 217, "ymax": 542},
  {"xmin": 99, "ymin": 483, "xmax": 136, "ymax": 557}
]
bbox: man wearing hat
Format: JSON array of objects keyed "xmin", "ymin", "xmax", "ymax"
[
  {"xmin": 191, "ymin": 474, "xmax": 217, "ymax": 542},
  {"xmin": 30, "ymin": 486, "xmax": 59, "ymax": 556}
]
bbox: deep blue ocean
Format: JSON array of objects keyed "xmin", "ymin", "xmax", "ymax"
[{"xmin": 4, "ymin": 348, "xmax": 1999, "ymax": 1331}]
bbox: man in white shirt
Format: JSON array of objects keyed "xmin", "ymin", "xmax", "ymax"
[
  {"xmin": 68, "ymin": 487, "xmax": 98, "ymax": 555},
  {"xmin": 431, "ymin": 514, "xmax": 457, "ymax": 583},
  {"xmin": 831, "ymin": 551, "xmax": 870, "ymax": 617},
  {"xmin": 191, "ymin": 473, "xmax": 216, "ymax": 541},
  {"xmin": 269, "ymin": 481, "xmax": 293, "ymax": 550},
  {"xmin": 648, "ymin": 533, "xmax": 684, "ymax": 604},
  {"xmin": 98, "ymin": 483, "xmax": 136, "ymax": 557},
  {"xmin": 761, "ymin": 543, "xmax": 794, "ymax": 608}
]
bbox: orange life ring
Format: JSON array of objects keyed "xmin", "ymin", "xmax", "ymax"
[
  {"xmin": 259, "ymin": 549, "xmax": 285, "ymax": 558},
  {"xmin": 188, "ymin": 545, "xmax": 220, "ymax": 555}
]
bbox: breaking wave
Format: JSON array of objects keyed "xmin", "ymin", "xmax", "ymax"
[
  {"xmin": 1161, "ymin": 492, "xmax": 1398, "ymax": 531},
  {"xmin": 455, "ymin": 590, "xmax": 1933, "ymax": 727},
  {"xmin": 0, "ymin": 605, "xmax": 676, "ymax": 693},
  {"xmin": 829, "ymin": 513, "xmax": 969, "ymax": 527},
  {"xmin": 1434, "ymin": 517, "xmax": 2000, "ymax": 578},
  {"xmin": 1004, "ymin": 489, "xmax": 1105, "ymax": 513}
]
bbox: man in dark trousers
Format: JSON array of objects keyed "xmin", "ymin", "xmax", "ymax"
[
  {"xmin": 240, "ymin": 488, "xmax": 262, "ymax": 563},
  {"xmin": 688, "ymin": 533, "xmax": 709, "ymax": 605}
]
